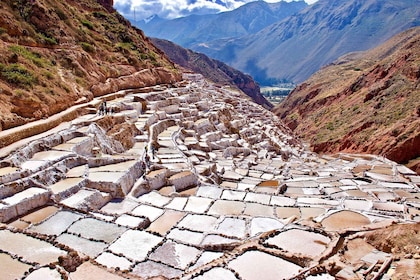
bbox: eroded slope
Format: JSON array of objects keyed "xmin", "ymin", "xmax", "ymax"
[
  {"xmin": 275, "ymin": 27, "xmax": 420, "ymax": 173},
  {"xmin": 0, "ymin": 0, "xmax": 180, "ymax": 131}
]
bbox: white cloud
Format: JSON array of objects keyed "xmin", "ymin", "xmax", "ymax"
[{"xmin": 114, "ymin": 0, "xmax": 318, "ymax": 20}]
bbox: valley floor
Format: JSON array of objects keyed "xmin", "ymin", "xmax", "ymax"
[{"xmin": 0, "ymin": 74, "xmax": 419, "ymax": 279}]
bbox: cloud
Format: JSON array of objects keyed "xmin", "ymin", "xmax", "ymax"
[{"xmin": 114, "ymin": 0, "xmax": 318, "ymax": 20}]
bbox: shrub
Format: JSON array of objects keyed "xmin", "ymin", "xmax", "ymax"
[
  {"xmin": 93, "ymin": 11, "xmax": 108, "ymax": 19},
  {"xmin": 80, "ymin": 42, "xmax": 95, "ymax": 53},
  {"xmin": 81, "ymin": 19, "xmax": 94, "ymax": 30},
  {"xmin": 0, "ymin": 63, "xmax": 36, "ymax": 88},
  {"xmin": 55, "ymin": 7, "xmax": 68, "ymax": 20},
  {"xmin": 38, "ymin": 33, "xmax": 58, "ymax": 45},
  {"xmin": 326, "ymin": 121, "xmax": 335, "ymax": 130},
  {"xmin": 8, "ymin": 45, "xmax": 47, "ymax": 67}
]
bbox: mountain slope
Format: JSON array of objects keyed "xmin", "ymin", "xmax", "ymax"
[
  {"xmin": 0, "ymin": 0, "xmax": 180, "ymax": 131},
  {"xmin": 274, "ymin": 27, "xmax": 420, "ymax": 172},
  {"xmin": 135, "ymin": 1, "xmax": 307, "ymax": 48},
  {"xmin": 197, "ymin": 0, "xmax": 420, "ymax": 85},
  {"xmin": 151, "ymin": 38, "xmax": 272, "ymax": 109}
]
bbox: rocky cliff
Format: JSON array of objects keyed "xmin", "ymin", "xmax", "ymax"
[
  {"xmin": 274, "ymin": 27, "xmax": 420, "ymax": 173},
  {"xmin": 151, "ymin": 38, "xmax": 272, "ymax": 109},
  {"xmin": 0, "ymin": 0, "xmax": 181, "ymax": 131}
]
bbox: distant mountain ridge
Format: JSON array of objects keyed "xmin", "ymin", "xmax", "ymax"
[
  {"xmin": 134, "ymin": 1, "xmax": 307, "ymax": 48},
  {"xmin": 137, "ymin": 0, "xmax": 420, "ymax": 86},
  {"xmin": 151, "ymin": 38, "xmax": 272, "ymax": 109}
]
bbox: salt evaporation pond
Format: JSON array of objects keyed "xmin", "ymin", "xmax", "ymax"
[
  {"xmin": 321, "ymin": 210, "xmax": 371, "ymax": 231},
  {"xmin": 265, "ymin": 228, "xmax": 331, "ymax": 258},
  {"xmin": 229, "ymin": 250, "xmax": 302, "ymax": 280},
  {"xmin": 0, "ymin": 230, "xmax": 66, "ymax": 265}
]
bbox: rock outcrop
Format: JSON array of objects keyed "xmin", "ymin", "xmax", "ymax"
[{"xmin": 274, "ymin": 27, "xmax": 420, "ymax": 173}]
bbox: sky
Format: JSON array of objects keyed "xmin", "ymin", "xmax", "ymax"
[{"xmin": 114, "ymin": 0, "xmax": 319, "ymax": 21}]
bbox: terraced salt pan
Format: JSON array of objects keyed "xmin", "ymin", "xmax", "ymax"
[
  {"xmin": 208, "ymin": 200, "xmax": 245, "ymax": 216},
  {"xmin": 221, "ymin": 189, "xmax": 246, "ymax": 200},
  {"xmin": 30, "ymin": 210, "xmax": 82, "ymax": 236},
  {"xmin": 52, "ymin": 143, "xmax": 76, "ymax": 152},
  {"xmin": 132, "ymin": 204, "xmax": 164, "ymax": 221},
  {"xmin": 100, "ymin": 198, "xmax": 139, "ymax": 215},
  {"xmin": 196, "ymin": 185, "xmax": 223, "ymax": 199},
  {"xmin": 243, "ymin": 202, "xmax": 275, "ymax": 217},
  {"xmin": 343, "ymin": 199, "xmax": 373, "ymax": 211},
  {"xmin": 25, "ymin": 267, "xmax": 62, "ymax": 280},
  {"xmin": 132, "ymin": 260, "xmax": 182, "ymax": 279},
  {"xmin": 321, "ymin": 210, "xmax": 371, "ymax": 231},
  {"xmin": 20, "ymin": 160, "xmax": 47, "ymax": 171},
  {"xmin": 69, "ymin": 261, "xmax": 129, "ymax": 280},
  {"xmin": 147, "ymin": 210, "xmax": 185, "ymax": 235},
  {"xmin": 0, "ymin": 253, "xmax": 31, "ymax": 279},
  {"xmin": 68, "ymin": 217, "xmax": 127, "ymax": 243},
  {"xmin": 1, "ymin": 187, "xmax": 50, "ymax": 222},
  {"xmin": 265, "ymin": 228, "xmax": 331, "ymax": 258},
  {"xmin": 60, "ymin": 189, "xmax": 110, "ymax": 210},
  {"xmin": 165, "ymin": 196, "xmax": 188, "ymax": 210},
  {"xmin": 201, "ymin": 234, "xmax": 240, "ymax": 248},
  {"xmin": 276, "ymin": 207, "xmax": 301, "ymax": 219},
  {"xmin": 0, "ymin": 166, "xmax": 18, "ymax": 176},
  {"xmin": 229, "ymin": 250, "xmax": 302, "ymax": 280},
  {"xmin": 95, "ymin": 252, "xmax": 132, "ymax": 271},
  {"xmin": 215, "ymin": 217, "xmax": 247, "ymax": 238},
  {"xmin": 177, "ymin": 214, "xmax": 218, "ymax": 232},
  {"xmin": 30, "ymin": 150, "xmax": 74, "ymax": 161},
  {"xmin": 66, "ymin": 165, "xmax": 87, "ymax": 177},
  {"xmin": 20, "ymin": 205, "xmax": 59, "ymax": 224},
  {"xmin": 167, "ymin": 228, "xmax": 204, "ymax": 246},
  {"xmin": 150, "ymin": 241, "xmax": 201, "ymax": 270},
  {"xmin": 300, "ymin": 207, "xmax": 326, "ymax": 219},
  {"xmin": 191, "ymin": 267, "xmax": 237, "ymax": 280},
  {"xmin": 245, "ymin": 191, "xmax": 273, "ymax": 204},
  {"xmin": 250, "ymin": 217, "xmax": 284, "ymax": 236},
  {"xmin": 0, "ymin": 230, "xmax": 66, "ymax": 265},
  {"xmin": 115, "ymin": 214, "xmax": 147, "ymax": 228},
  {"xmin": 49, "ymin": 177, "xmax": 84, "ymax": 199},
  {"xmin": 137, "ymin": 191, "xmax": 171, "ymax": 207},
  {"xmin": 109, "ymin": 230, "xmax": 163, "ymax": 262}
]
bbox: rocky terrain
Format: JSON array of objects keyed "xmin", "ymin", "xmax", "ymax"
[
  {"xmin": 151, "ymin": 38, "xmax": 272, "ymax": 110},
  {"xmin": 0, "ymin": 0, "xmax": 180, "ymax": 132},
  {"xmin": 0, "ymin": 74, "xmax": 419, "ymax": 279},
  {"xmin": 274, "ymin": 27, "xmax": 420, "ymax": 174}
]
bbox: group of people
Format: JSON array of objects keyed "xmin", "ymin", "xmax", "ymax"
[{"xmin": 97, "ymin": 101, "xmax": 115, "ymax": 115}]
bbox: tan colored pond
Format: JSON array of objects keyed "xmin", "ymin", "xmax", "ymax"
[
  {"xmin": 321, "ymin": 210, "xmax": 371, "ymax": 231},
  {"xmin": 229, "ymin": 250, "xmax": 302, "ymax": 280}
]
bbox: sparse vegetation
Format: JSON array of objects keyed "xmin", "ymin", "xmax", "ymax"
[
  {"xmin": 80, "ymin": 42, "xmax": 95, "ymax": 53},
  {"xmin": 81, "ymin": 19, "xmax": 94, "ymax": 30},
  {"xmin": 0, "ymin": 63, "xmax": 36, "ymax": 88},
  {"xmin": 38, "ymin": 33, "xmax": 58, "ymax": 45},
  {"xmin": 8, "ymin": 45, "xmax": 48, "ymax": 67}
]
